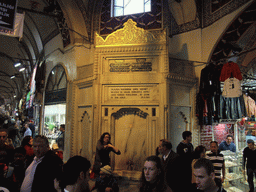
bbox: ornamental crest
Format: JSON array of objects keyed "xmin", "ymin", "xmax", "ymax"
[{"xmin": 95, "ymin": 19, "xmax": 166, "ymax": 47}]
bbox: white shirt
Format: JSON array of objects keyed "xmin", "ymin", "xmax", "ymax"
[
  {"xmin": 20, "ymin": 156, "xmax": 44, "ymax": 192},
  {"xmin": 24, "ymin": 128, "xmax": 32, "ymax": 137},
  {"xmin": 163, "ymin": 150, "xmax": 172, "ymax": 161},
  {"xmin": 222, "ymin": 77, "xmax": 242, "ymax": 98}
]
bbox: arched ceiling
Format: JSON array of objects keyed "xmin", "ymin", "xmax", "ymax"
[
  {"xmin": 0, "ymin": 0, "xmax": 256, "ymax": 108},
  {"xmin": 0, "ymin": 0, "xmax": 64, "ymax": 107}
]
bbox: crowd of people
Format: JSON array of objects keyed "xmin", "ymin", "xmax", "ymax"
[{"xmin": 1, "ymin": 122, "xmax": 256, "ymax": 192}]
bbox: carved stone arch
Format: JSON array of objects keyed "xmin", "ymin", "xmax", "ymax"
[
  {"xmin": 78, "ymin": 108, "xmax": 92, "ymax": 158},
  {"xmin": 57, "ymin": 0, "xmax": 89, "ymax": 43},
  {"xmin": 80, "ymin": 110, "xmax": 91, "ymax": 123},
  {"xmin": 110, "ymin": 107, "xmax": 149, "ymax": 171},
  {"xmin": 112, "ymin": 108, "xmax": 149, "ymax": 120}
]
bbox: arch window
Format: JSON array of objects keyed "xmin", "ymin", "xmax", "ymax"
[
  {"xmin": 44, "ymin": 65, "xmax": 67, "ymax": 149},
  {"xmin": 112, "ymin": 0, "xmax": 151, "ymax": 17},
  {"xmin": 46, "ymin": 65, "xmax": 67, "ymax": 92}
]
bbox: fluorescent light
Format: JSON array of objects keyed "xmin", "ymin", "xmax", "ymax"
[
  {"xmin": 14, "ymin": 63, "xmax": 21, "ymax": 67},
  {"xmin": 10, "ymin": 75, "xmax": 15, "ymax": 79},
  {"xmin": 19, "ymin": 67, "xmax": 25, "ymax": 72}
]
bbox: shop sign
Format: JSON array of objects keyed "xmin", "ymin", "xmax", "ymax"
[
  {"xmin": 0, "ymin": 0, "xmax": 18, "ymax": 30},
  {"xmin": 45, "ymin": 89, "xmax": 67, "ymax": 105}
]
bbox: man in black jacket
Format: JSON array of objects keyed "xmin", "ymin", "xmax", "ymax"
[
  {"xmin": 157, "ymin": 139, "xmax": 184, "ymax": 192},
  {"xmin": 243, "ymin": 139, "xmax": 256, "ymax": 192},
  {"xmin": 176, "ymin": 131, "xmax": 194, "ymax": 188},
  {"xmin": 20, "ymin": 135, "xmax": 63, "ymax": 192}
]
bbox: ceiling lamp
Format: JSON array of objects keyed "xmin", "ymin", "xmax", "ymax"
[
  {"xmin": 19, "ymin": 67, "xmax": 25, "ymax": 72},
  {"xmin": 14, "ymin": 62, "xmax": 22, "ymax": 67},
  {"xmin": 10, "ymin": 75, "xmax": 15, "ymax": 79}
]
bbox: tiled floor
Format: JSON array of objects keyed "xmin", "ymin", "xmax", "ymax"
[{"xmin": 89, "ymin": 177, "xmax": 140, "ymax": 192}]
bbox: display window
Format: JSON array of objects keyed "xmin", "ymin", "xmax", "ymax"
[
  {"xmin": 44, "ymin": 104, "xmax": 66, "ymax": 143},
  {"xmin": 44, "ymin": 65, "xmax": 67, "ymax": 149},
  {"xmin": 245, "ymin": 121, "xmax": 256, "ymax": 142}
]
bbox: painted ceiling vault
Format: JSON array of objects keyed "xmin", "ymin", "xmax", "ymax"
[{"xmin": 0, "ymin": 0, "xmax": 255, "ymax": 107}]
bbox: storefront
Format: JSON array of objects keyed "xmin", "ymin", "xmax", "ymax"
[{"xmin": 44, "ymin": 65, "xmax": 67, "ymax": 147}]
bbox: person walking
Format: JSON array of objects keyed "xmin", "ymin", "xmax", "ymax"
[
  {"xmin": 243, "ymin": 139, "xmax": 256, "ymax": 192},
  {"xmin": 193, "ymin": 158, "xmax": 227, "ymax": 192},
  {"xmin": 20, "ymin": 135, "xmax": 63, "ymax": 192},
  {"xmin": 139, "ymin": 156, "xmax": 172, "ymax": 192},
  {"xmin": 206, "ymin": 141, "xmax": 225, "ymax": 188},
  {"xmin": 191, "ymin": 145, "xmax": 206, "ymax": 185},
  {"xmin": 61, "ymin": 155, "xmax": 91, "ymax": 192}
]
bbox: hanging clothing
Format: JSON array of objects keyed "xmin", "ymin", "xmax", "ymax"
[
  {"xmin": 222, "ymin": 77, "xmax": 242, "ymax": 98},
  {"xmin": 219, "ymin": 61, "xmax": 242, "ymax": 82},
  {"xmin": 243, "ymin": 94, "xmax": 256, "ymax": 118},
  {"xmin": 197, "ymin": 63, "xmax": 223, "ymax": 125},
  {"xmin": 219, "ymin": 95, "xmax": 247, "ymax": 119}
]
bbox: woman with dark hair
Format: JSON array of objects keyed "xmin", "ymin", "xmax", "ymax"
[
  {"xmin": 140, "ymin": 156, "xmax": 172, "ymax": 192},
  {"xmin": 20, "ymin": 136, "xmax": 34, "ymax": 167},
  {"xmin": 191, "ymin": 145, "xmax": 206, "ymax": 184},
  {"xmin": 93, "ymin": 132, "xmax": 121, "ymax": 176}
]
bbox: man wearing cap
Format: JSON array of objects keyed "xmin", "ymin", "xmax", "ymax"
[{"xmin": 91, "ymin": 165, "xmax": 119, "ymax": 192}]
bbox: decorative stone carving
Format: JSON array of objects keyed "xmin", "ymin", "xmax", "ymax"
[
  {"xmin": 95, "ymin": 19, "xmax": 166, "ymax": 47},
  {"xmin": 112, "ymin": 108, "xmax": 148, "ymax": 120}
]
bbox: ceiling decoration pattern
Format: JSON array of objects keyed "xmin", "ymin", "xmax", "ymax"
[
  {"xmin": 211, "ymin": 1, "xmax": 256, "ymax": 63},
  {"xmin": 203, "ymin": 0, "xmax": 251, "ymax": 27},
  {"xmin": 99, "ymin": 0, "xmax": 162, "ymax": 36},
  {"xmin": 73, "ymin": 0, "xmax": 93, "ymax": 41},
  {"xmin": 168, "ymin": 0, "xmax": 201, "ymax": 36}
]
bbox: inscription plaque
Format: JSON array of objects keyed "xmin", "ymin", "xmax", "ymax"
[
  {"xmin": 109, "ymin": 58, "xmax": 152, "ymax": 72},
  {"xmin": 109, "ymin": 87, "xmax": 151, "ymax": 100}
]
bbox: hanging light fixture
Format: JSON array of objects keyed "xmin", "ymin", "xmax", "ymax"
[
  {"xmin": 14, "ymin": 62, "xmax": 22, "ymax": 67},
  {"xmin": 19, "ymin": 67, "xmax": 25, "ymax": 72}
]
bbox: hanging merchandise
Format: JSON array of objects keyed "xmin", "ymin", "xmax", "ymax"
[
  {"xmin": 219, "ymin": 61, "xmax": 242, "ymax": 82},
  {"xmin": 222, "ymin": 77, "xmax": 242, "ymax": 98},
  {"xmin": 196, "ymin": 63, "xmax": 223, "ymax": 125},
  {"xmin": 218, "ymin": 61, "xmax": 246, "ymax": 120},
  {"xmin": 243, "ymin": 94, "xmax": 256, "ymax": 118}
]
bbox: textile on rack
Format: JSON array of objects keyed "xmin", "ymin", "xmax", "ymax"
[
  {"xmin": 219, "ymin": 61, "xmax": 242, "ymax": 82},
  {"xmin": 222, "ymin": 77, "xmax": 242, "ymax": 98},
  {"xmin": 243, "ymin": 94, "xmax": 256, "ymax": 118},
  {"xmin": 196, "ymin": 63, "xmax": 223, "ymax": 125},
  {"xmin": 219, "ymin": 95, "xmax": 247, "ymax": 119}
]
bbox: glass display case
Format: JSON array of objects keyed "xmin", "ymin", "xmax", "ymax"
[{"xmin": 221, "ymin": 150, "xmax": 247, "ymax": 192}]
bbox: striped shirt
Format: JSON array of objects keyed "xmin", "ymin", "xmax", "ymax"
[{"xmin": 206, "ymin": 152, "xmax": 225, "ymax": 179}]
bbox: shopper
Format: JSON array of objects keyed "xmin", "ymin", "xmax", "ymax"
[
  {"xmin": 92, "ymin": 132, "xmax": 121, "ymax": 176},
  {"xmin": 157, "ymin": 139, "xmax": 181, "ymax": 191},
  {"xmin": 243, "ymin": 139, "xmax": 256, "ymax": 192},
  {"xmin": 91, "ymin": 165, "xmax": 119, "ymax": 192},
  {"xmin": 193, "ymin": 158, "xmax": 226, "ymax": 192},
  {"xmin": 139, "ymin": 156, "xmax": 172, "ymax": 192},
  {"xmin": 61, "ymin": 155, "xmax": 91, "ymax": 192},
  {"xmin": 191, "ymin": 145, "xmax": 206, "ymax": 185},
  {"xmin": 206, "ymin": 141, "xmax": 225, "ymax": 188},
  {"xmin": 219, "ymin": 135, "xmax": 236, "ymax": 152},
  {"xmin": 11, "ymin": 147, "xmax": 27, "ymax": 192},
  {"xmin": 28, "ymin": 120, "xmax": 36, "ymax": 138},
  {"xmin": 0, "ymin": 148, "xmax": 15, "ymax": 192},
  {"xmin": 21, "ymin": 136, "xmax": 34, "ymax": 168},
  {"xmin": 0, "ymin": 129, "xmax": 14, "ymax": 163},
  {"xmin": 23, "ymin": 122, "xmax": 32, "ymax": 138},
  {"xmin": 20, "ymin": 135, "xmax": 63, "ymax": 192},
  {"xmin": 56, "ymin": 124, "xmax": 65, "ymax": 151},
  {"xmin": 176, "ymin": 131, "xmax": 194, "ymax": 189}
]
